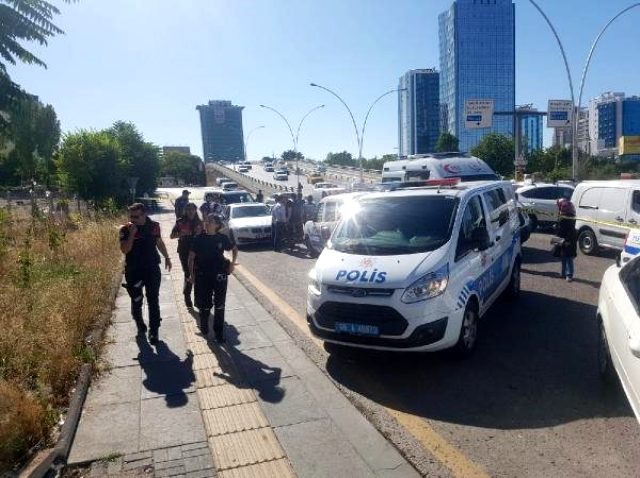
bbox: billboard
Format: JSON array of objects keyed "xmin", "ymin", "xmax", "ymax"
[
  {"xmin": 547, "ymin": 100, "xmax": 573, "ymax": 128},
  {"xmin": 620, "ymin": 136, "xmax": 640, "ymax": 155},
  {"xmin": 464, "ymin": 99, "xmax": 494, "ymax": 129}
]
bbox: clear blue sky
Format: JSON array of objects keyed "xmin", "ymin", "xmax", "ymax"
[{"xmin": 8, "ymin": 0, "xmax": 640, "ymax": 160}]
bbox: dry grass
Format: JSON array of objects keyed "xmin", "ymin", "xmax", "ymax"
[{"xmin": 0, "ymin": 209, "xmax": 123, "ymax": 472}]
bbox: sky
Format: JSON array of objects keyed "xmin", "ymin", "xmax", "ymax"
[{"xmin": 7, "ymin": 0, "xmax": 640, "ymax": 161}]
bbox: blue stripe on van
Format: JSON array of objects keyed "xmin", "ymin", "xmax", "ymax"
[{"xmin": 624, "ymin": 244, "xmax": 640, "ymax": 256}]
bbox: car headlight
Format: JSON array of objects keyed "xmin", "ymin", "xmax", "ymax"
[
  {"xmin": 308, "ymin": 269, "xmax": 321, "ymax": 296},
  {"xmin": 401, "ymin": 265, "xmax": 449, "ymax": 304}
]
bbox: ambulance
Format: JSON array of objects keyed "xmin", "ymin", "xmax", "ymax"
[
  {"xmin": 381, "ymin": 153, "xmax": 499, "ymax": 184},
  {"xmin": 307, "ymin": 179, "xmax": 521, "ymax": 356}
]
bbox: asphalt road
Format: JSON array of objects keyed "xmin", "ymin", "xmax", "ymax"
[{"xmin": 232, "ymin": 232, "xmax": 640, "ymax": 477}]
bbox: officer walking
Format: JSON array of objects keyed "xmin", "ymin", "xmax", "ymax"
[
  {"xmin": 271, "ymin": 195, "xmax": 287, "ymax": 252},
  {"xmin": 174, "ymin": 189, "xmax": 190, "ymax": 218},
  {"xmin": 188, "ymin": 214, "xmax": 238, "ymax": 342},
  {"xmin": 119, "ymin": 203, "xmax": 172, "ymax": 344},
  {"xmin": 304, "ymin": 195, "xmax": 316, "ymax": 222},
  {"xmin": 170, "ymin": 202, "xmax": 202, "ymax": 308},
  {"xmin": 256, "ymin": 189, "xmax": 264, "ymax": 203},
  {"xmin": 200, "ymin": 192, "xmax": 223, "ymax": 218}
]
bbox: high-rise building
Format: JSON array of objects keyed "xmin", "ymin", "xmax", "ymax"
[
  {"xmin": 398, "ymin": 69, "xmax": 440, "ymax": 156},
  {"xmin": 622, "ymin": 96, "xmax": 640, "ymax": 137},
  {"xmin": 518, "ymin": 106, "xmax": 543, "ymax": 153},
  {"xmin": 589, "ymin": 92, "xmax": 625, "ymax": 156},
  {"xmin": 196, "ymin": 100, "xmax": 245, "ymax": 163},
  {"xmin": 439, "ymin": 0, "xmax": 515, "ymax": 152},
  {"xmin": 551, "ymin": 107, "xmax": 590, "ymax": 152},
  {"xmin": 552, "ymin": 126, "xmax": 572, "ymax": 150}
]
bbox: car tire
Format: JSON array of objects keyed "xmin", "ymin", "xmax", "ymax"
[
  {"xmin": 528, "ymin": 214, "xmax": 538, "ymax": 232},
  {"xmin": 505, "ymin": 259, "xmax": 521, "ymax": 300},
  {"xmin": 452, "ymin": 301, "xmax": 479, "ymax": 359},
  {"xmin": 598, "ymin": 318, "xmax": 616, "ymax": 385},
  {"xmin": 305, "ymin": 236, "xmax": 319, "ymax": 258},
  {"xmin": 578, "ymin": 228, "xmax": 598, "ymax": 255}
]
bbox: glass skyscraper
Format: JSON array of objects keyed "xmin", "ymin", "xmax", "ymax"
[
  {"xmin": 398, "ymin": 69, "xmax": 440, "ymax": 156},
  {"xmin": 518, "ymin": 107, "xmax": 543, "ymax": 153},
  {"xmin": 196, "ymin": 100, "xmax": 245, "ymax": 163},
  {"xmin": 439, "ymin": 0, "xmax": 515, "ymax": 152}
]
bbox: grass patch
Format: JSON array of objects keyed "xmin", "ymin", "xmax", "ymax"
[{"xmin": 0, "ymin": 210, "xmax": 123, "ymax": 472}]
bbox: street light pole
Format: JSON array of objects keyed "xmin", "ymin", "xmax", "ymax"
[
  {"xmin": 310, "ymin": 83, "xmax": 405, "ymax": 183},
  {"xmin": 260, "ymin": 104, "xmax": 325, "ymax": 189},
  {"xmin": 244, "ymin": 125, "xmax": 265, "ymax": 162}
]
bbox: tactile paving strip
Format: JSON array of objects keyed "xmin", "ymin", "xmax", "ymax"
[
  {"xmin": 197, "ymin": 384, "xmax": 256, "ymax": 410},
  {"xmin": 209, "ymin": 428, "xmax": 286, "ymax": 470},
  {"xmin": 203, "ymin": 402, "xmax": 269, "ymax": 437},
  {"xmin": 217, "ymin": 458, "xmax": 296, "ymax": 478}
]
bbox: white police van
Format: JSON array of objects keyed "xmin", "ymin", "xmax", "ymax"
[{"xmin": 307, "ymin": 179, "xmax": 521, "ymax": 356}]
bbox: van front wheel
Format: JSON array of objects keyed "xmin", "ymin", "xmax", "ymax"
[
  {"xmin": 453, "ymin": 302, "xmax": 479, "ymax": 359},
  {"xmin": 578, "ymin": 229, "xmax": 598, "ymax": 255}
]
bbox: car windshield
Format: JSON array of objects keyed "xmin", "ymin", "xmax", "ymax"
[
  {"xmin": 231, "ymin": 205, "xmax": 270, "ymax": 218},
  {"xmin": 331, "ymin": 195, "xmax": 459, "ymax": 255},
  {"xmin": 223, "ymin": 192, "xmax": 253, "ymax": 204}
]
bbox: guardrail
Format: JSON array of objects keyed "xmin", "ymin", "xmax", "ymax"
[{"xmin": 205, "ymin": 163, "xmax": 299, "ymax": 197}]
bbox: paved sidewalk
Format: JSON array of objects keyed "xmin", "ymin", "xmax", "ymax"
[{"xmin": 68, "ymin": 206, "xmax": 418, "ymax": 477}]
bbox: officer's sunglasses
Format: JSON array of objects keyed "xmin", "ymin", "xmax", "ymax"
[{"xmin": 129, "ymin": 214, "xmax": 142, "ymax": 220}]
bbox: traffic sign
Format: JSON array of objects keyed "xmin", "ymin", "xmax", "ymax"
[
  {"xmin": 464, "ymin": 99, "xmax": 494, "ymax": 129},
  {"xmin": 547, "ymin": 100, "xmax": 573, "ymax": 128}
]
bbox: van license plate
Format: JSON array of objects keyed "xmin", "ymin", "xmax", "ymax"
[{"xmin": 335, "ymin": 323, "xmax": 379, "ymax": 336}]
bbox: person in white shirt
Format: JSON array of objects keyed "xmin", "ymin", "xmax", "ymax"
[{"xmin": 271, "ymin": 195, "xmax": 287, "ymax": 252}]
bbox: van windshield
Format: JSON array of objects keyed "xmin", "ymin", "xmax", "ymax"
[{"xmin": 331, "ymin": 196, "xmax": 459, "ymax": 255}]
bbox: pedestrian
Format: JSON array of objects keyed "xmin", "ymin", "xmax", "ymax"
[
  {"xmin": 174, "ymin": 189, "xmax": 190, "ymax": 218},
  {"xmin": 304, "ymin": 195, "xmax": 316, "ymax": 222},
  {"xmin": 188, "ymin": 214, "xmax": 238, "ymax": 342},
  {"xmin": 272, "ymin": 195, "xmax": 287, "ymax": 252},
  {"xmin": 200, "ymin": 192, "xmax": 223, "ymax": 218},
  {"xmin": 170, "ymin": 202, "xmax": 202, "ymax": 309},
  {"xmin": 556, "ymin": 198, "xmax": 577, "ymax": 282},
  {"xmin": 119, "ymin": 203, "xmax": 172, "ymax": 344},
  {"xmin": 256, "ymin": 189, "xmax": 264, "ymax": 203}
]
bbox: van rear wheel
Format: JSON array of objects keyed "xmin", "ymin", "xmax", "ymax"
[
  {"xmin": 453, "ymin": 302, "xmax": 479, "ymax": 359},
  {"xmin": 578, "ymin": 229, "xmax": 598, "ymax": 255}
]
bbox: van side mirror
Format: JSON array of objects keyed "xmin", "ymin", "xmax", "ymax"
[
  {"xmin": 472, "ymin": 228, "xmax": 492, "ymax": 251},
  {"xmin": 629, "ymin": 335, "xmax": 640, "ymax": 359}
]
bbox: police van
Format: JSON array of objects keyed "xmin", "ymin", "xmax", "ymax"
[
  {"xmin": 307, "ymin": 179, "xmax": 521, "ymax": 356},
  {"xmin": 381, "ymin": 153, "xmax": 499, "ymax": 184}
]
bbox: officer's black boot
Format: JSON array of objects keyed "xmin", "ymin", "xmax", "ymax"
[
  {"xmin": 184, "ymin": 279, "xmax": 193, "ymax": 309},
  {"xmin": 199, "ymin": 309, "xmax": 210, "ymax": 336},
  {"xmin": 148, "ymin": 328, "xmax": 159, "ymax": 345},
  {"xmin": 213, "ymin": 308, "xmax": 225, "ymax": 343},
  {"xmin": 134, "ymin": 318, "xmax": 147, "ymax": 337}
]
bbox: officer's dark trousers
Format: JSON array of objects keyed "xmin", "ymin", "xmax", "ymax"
[
  {"xmin": 273, "ymin": 222, "xmax": 286, "ymax": 251},
  {"xmin": 125, "ymin": 265, "xmax": 161, "ymax": 332},
  {"xmin": 194, "ymin": 272, "xmax": 228, "ymax": 337},
  {"xmin": 178, "ymin": 248, "xmax": 193, "ymax": 302}
]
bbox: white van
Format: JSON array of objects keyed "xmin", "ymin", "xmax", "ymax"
[
  {"xmin": 571, "ymin": 180, "xmax": 640, "ymax": 255},
  {"xmin": 312, "ymin": 187, "xmax": 347, "ymax": 203},
  {"xmin": 381, "ymin": 153, "xmax": 499, "ymax": 184},
  {"xmin": 307, "ymin": 180, "xmax": 522, "ymax": 356}
]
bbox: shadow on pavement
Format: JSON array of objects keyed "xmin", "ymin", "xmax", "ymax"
[
  {"xmin": 324, "ymin": 290, "xmax": 634, "ymax": 430},
  {"xmin": 522, "ymin": 268, "xmax": 602, "ymax": 288},
  {"xmin": 136, "ymin": 337, "xmax": 195, "ymax": 408}
]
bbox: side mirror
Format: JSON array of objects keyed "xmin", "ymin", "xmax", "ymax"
[
  {"xmin": 629, "ymin": 335, "xmax": 640, "ymax": 359},
  {"xmin": 320, "ymin": 225, "xmax": 332, "ymax": 240},
  {"xmin": 616, "ymin": 254, "xmax": 622, "ymax": 268},
  {"xmin": 471, "ymin": 228, "xmax": 492, "ymax": 252}
]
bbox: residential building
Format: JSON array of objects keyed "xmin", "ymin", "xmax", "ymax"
[
  {"xmin": 196, "ymin": 100, "xmax": 245, "ymax": 163},
  {"xmin": 517, "ymin": 106, "xmax": 543, "ymax": 153},
  {"xmin": 439, "ymin": 0, "xmax": 515, "ymax": 152},
  {"xmin": 162, "ymin": 146, "xmax": 191, "ymax": 156},
  {"xmin": 622, "ymin": 96, "xmax": 640, "ymax": 136},
  {"xmin": 577, "ymin": 108, "xmax": 590, "ymax": 154},
  {"xmin": 553, "ymin": 126, "xmax": 572, "ymax": 149},
  {"xmin": 589, "ymin": 92, "xmax": 625, "ymax": 156},
  {"xmin": 398, "ymin": 69, "xmax": 440, "ymax": 156}
]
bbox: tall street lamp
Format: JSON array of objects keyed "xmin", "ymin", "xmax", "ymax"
[
  {"xmin": 259, "ymin": 104, "xmax": 325, "ymax": 189},
  {"xmin": 529, "ymin": 0, "xmax": 640, "ymax": 180},
  {"xmin": 244, "ymin": 125, "xmax": 265, "ymax": 162},
  {"xmin": 310, "ymin": 82, "xmax": 406, "ymax": 183}
]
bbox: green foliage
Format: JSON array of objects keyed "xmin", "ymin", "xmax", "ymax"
[
  {"xmin": 160, "ymin": 151, "xmax": 204, "ymax": 185},
  {"xmin": 436, "ymin": 132, "xmax": 459, "ymax": 153},
  {"xmin": 325, "ymin": 151, "xmax": 354, "ymax": 167},
  {"xmin": 260, "ymin": 156, "xmax": 272, "ymax": 162},
  {"xmin": 470, "ymin": 133, "xmax": 514, "ymax": 177},
  {"xmin": 281, "ymin": 150, "xmax": 304, "ymax": 162}
]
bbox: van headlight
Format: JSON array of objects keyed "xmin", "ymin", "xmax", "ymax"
[
  {"xmin": 401, "ymin": 265, "xmax": 449, "ymax": 304},
  {"xmin": 308, "ymin": 269, "xmax": 321, "ymax": 296}
]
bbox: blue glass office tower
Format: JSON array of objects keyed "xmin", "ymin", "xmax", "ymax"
[
  {"xmin": 439, "ymin": 0, "xmax": 515, "ymax": 152},
  {"xmin": 623, "ymin": 97, "xmax": 640, "ymax": 136},
  {"xmin": 398, "ymin": 69, "xmax": 440, "ymax": 156},
  {"xmin": 196, "ymin": 100, "xmax": 245, "ymax": 163},
  {"xmin": 597, "ymin": 102, "xmax": 618, "ymax": 149},
  {"xmin": 519, "ymin": 109, "xmax": 543, "ymax": 152}
]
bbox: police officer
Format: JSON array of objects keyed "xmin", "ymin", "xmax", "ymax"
[
  {"xmin": 304, "ymin": 195, "xmax": 316, "ymax": 222},
  {"xmin": 200, "ymin": 192, "xmax": 223, "ymax": 218},
  {"xmin": 256, "ymin": 189, "xmax": 264, "ymax": 203},
  {"xmin": 188, "ymin": 214, "xmax": 238, "ymax": 342},
  {"xmin": 170, "ymin": 202, "xmax": 202, "ymax": 308},
  {"xmin": 271, "ymin": 195, "xmax": 287, "ymax": 252},
  {"xmin": 119, "ymin": 203, "xmax": 172, "ymax": 344},
  {"xmin": 174, "ymin": 189, "xmax": 190, "ymax": 218}
]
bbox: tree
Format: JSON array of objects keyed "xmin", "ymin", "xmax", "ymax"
[
  {"xmin": 260, "ymin": 156, "xmax": 273, "ymax": 162},
  {"xmin": 161, "ymin": 151, "xmax": 204, "ymax": 185},
  {"xmin": 470, "ymin": 133, "xmax": 514, "ymax": 177},
  {"xmin": 325, "ymin": 151, "xmax": 355, "ymax": 167},
  {"xmin": 281, "ymin": 150, "xmax": 303, "ymax": 162},
  {"xmin": 56, "ymin": 130, "xmax": 124, "ymax": 203},
  {"xmin": 107, "ymin": 121, "xmax": 160, "ymax": 195},
  {"xmin": 436, "ymin": 132, "xmax": 459, "ymax": 152}
]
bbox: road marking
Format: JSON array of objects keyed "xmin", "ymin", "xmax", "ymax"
[{"xmin": 234, "ymin": 264, "xmax": 490, "ymax": 478}]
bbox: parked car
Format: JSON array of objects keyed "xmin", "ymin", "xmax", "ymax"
[
  {"xmin": 227, "ymin": 203, "xmax": 272, "ymax": 245},
  {"xmin": 273, "ymin": 170, "xmax": 288, "ymax": 181},
  {"xmin": 264, "ymin": 162, "xmax": 274, "ymax": 172},
  {"xmin": 215, "ymin": 177, "xmax": 229, "ymax": 186},
  {"xmin": 314, "ymin": 182, "xmax": 338, "ymax": 190},
  {"xmin": 303, "ymin": 193, "xmax": 364, "ymax": 257},
  {"xmin": 597, "ymin": 256, "xmax": 640, "ymax": 423},
  {"xmin": 307, "ymin": 173, "xmax": 324, "ymax": 184},
  {"xmin": 220, "ymin": 190, "xmax": 254, "ymax": 206},
  {"xmin": 516, "ymin": 200, "xmax": 531, "ymax": 244},
  {"xmin": 516, "ymin": 183, "xmax": 574, "ymax": 231},
  {"xmin": 312, "ymin": 187, "xmax": 347, "ymax": 203},
  {"xmin": 572, "ymin": 180, "xmax": 640, "ymax": 255},
  {"xmin": 222, "ymin": 182, "xmax": 238, "ymax": 191},
  {"xmin": 238, "ymin": 165, "xmax": 249, "ymax": 173}
]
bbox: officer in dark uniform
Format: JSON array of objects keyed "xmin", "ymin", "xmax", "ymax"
[
  {"xmin": 188, "ymin": 214, "xmax": 238, "ymax": 342},
  {"xmin": 119, "ymin": 203, "xmax": 172, "ymax": 344},
  {"xmin": 170, "ymin": 202, "xmax": 202, "ymax": 308}
]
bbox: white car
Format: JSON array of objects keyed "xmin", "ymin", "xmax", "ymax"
[
  {"xmin": 314, "ymin": 182, "xmax": 338, "ymax": 190},
  {"xmin": 238, "ymin": 166, "xmax": 249, "ymax": 173},
  {"xmin": 597, "ymin": 257, "xmax": 640, "ymax": 423},
  {"xmin": 273, "ymin": 170, "xmax": 288, "ymax": 181},
  {"xmin": 516, "ymin": 183, "xmax": 574, "ymax": 230},
  {"xmin": 222, "ymin": 182, "xmax": 238, "ymax": 191},
  {"xmin": 227, "ymin": 203, "xmax": 272, "ymax": 245},
  {"xmin": 307, "ymin": 180, "xmax": 522, "ymax": 355}
]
